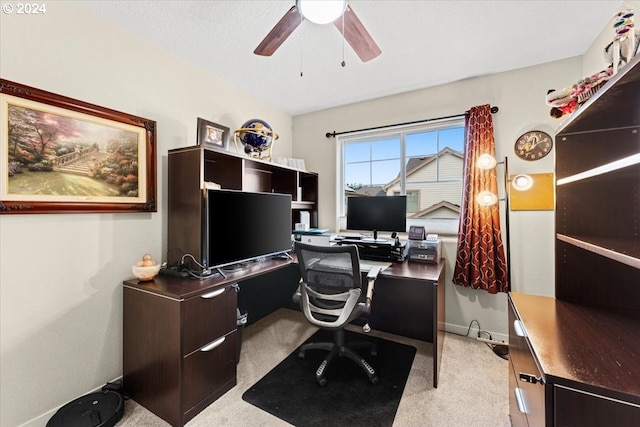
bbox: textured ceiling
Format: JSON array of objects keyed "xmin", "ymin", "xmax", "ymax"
[{"xmin": 80, "ymin": 0, "xmax": 621, "ymax": 116}]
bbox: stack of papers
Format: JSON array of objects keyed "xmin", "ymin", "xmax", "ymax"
[{"xmin": 292, "ymin": 228, "xmax": 329, "ymax": 235}]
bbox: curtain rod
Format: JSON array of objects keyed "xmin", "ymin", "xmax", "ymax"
[{"xmin": 325, "ymin": 106, "xmax": 499, "ymax": 138}]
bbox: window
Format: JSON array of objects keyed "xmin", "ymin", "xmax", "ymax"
[
  {"xmin": 406, "ymin": 190, "xmax": 419, "ymax": 212},
  {"xmin": 338, "ymin": 118, "xmax": 465, "ymax": 235}
]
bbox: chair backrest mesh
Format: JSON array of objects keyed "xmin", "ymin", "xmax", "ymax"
[{"xmin": 296, "ymin": 243, "xmax": 362, "ymax": 295}]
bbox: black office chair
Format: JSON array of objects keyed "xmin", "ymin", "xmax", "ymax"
[{"xmin": 293, "ymin": 241, "xmax": 381, "ymax": 386}]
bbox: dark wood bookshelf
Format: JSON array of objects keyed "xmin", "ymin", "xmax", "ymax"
[
  {"xmin": 167, "ymin": 146, "xmax": 318, "ymax": 267},
  {"xmin": 509, "ymin": 54, "xmax": 640, "ymax": 426}
]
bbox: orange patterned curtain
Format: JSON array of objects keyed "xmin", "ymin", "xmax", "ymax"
[{"xmin": 453, "ymin": 105, "xmax": 508, "ymax": 294}]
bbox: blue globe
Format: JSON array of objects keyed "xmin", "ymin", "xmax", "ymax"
[{"xmin": 235, "ymin": 119, "xmax": 278, "ymax": 157}]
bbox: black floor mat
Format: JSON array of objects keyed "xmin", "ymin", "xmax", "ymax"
[{"xmin": 242, "ymin": 329, "xmax": 417, "ymax": 427}]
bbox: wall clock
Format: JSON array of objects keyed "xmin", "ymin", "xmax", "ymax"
[{"xmin": 514, "ymin": 130, "xmax": 553, "ymax": 161}]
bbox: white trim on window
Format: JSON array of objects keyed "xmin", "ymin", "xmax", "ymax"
[{"xmin": 337, "ymin": 117, "xmax": 464, "ymax": 235}]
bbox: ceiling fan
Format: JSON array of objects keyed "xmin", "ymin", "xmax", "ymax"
[{"xmin": 254, "ymin": 0, "xmax": 381, "ymax": 62}]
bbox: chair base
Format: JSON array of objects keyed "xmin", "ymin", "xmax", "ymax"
[{"xmin": 298, "ymin": 329, "xmax": 379, "ymax": 386}]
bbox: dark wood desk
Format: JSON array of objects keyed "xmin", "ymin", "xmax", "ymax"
[
  {"xmin": 123, "ymin": 257, "xmax": 445, "ymax": 427},
  {"xmin": 371, "ymin": 260, "xmax": 446, "ymax": 388}
]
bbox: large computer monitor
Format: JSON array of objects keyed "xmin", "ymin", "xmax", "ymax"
[
  {"xmin": 206, "ymin": 189, "xmax": 292, "ymax": 270},
  {"xmin": 346, "ymin": 196, "xmax": 407, "ymax": 242}
]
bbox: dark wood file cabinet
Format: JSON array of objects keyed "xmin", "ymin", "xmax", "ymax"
[{"xmin": 123, "ymin": 278, "xmax": 238, "ymax": 427}]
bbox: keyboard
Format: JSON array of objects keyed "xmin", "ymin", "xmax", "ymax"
[{"xmin": 335, "ymin": 235, "xmax": 362, "ymax": 240}]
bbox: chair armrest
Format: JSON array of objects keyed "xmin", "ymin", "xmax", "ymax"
[
  {"xmin": 367, "ymin": 265, "xmax": 382, "ymax": 280},
  {"xmin": 292, "ymin": 281, "xmax": 302, "ymax": 305},
  {"xmin": 361, "ymin": 266, "xmax": 382, "ymax": 333},
  {"xmin": 365, "ymin": 266, "xmax": 382, "ymax": 310}
]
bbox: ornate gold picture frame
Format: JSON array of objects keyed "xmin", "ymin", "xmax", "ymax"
[{"xmin": 0, "ymin": 79, "xmax": 157, "ymax": 214}]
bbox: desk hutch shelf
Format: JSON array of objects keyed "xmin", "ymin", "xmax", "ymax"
[
  {"xmin": 508, "ymin": 55, "xmax": 640, "ymax": 426},
  {"xmin": 167, "ymin": 146, "xmax": 318, "ymax": 267}
]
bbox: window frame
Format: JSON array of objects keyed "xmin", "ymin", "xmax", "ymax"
[{"xmin": 336, "ymin": 117, "xmax": 465, "ymax": 235}]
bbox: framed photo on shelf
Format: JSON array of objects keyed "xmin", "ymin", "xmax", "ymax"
[
  {"xmin": 0, "ymin": 79, "xmax": 157, "ymax": 214},
  {"xmin": 197, "ymin": 118, "xmax": 230, "ymax": 151}
]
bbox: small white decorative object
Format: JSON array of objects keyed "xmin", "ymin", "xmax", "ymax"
[
  {"xmin": 606, "ymin": 6, "xmax": 638, "ymax": 74},
  {"xmin": 131, "ymin": 253, "xmax": 160, "ymax": 281}
]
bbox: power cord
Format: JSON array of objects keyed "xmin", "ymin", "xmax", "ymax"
[
  {"xmin": 452, "ymin": 319, "xmax": 509, "ymax": 361},
  {"xmin": 463, "ymin": 319, "xmax": 481, "ymax": 337},
  {"xmin": 178, "ymin": 253, "xmax": 223, "ymax": 279}
]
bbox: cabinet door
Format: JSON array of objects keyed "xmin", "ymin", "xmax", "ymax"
[
  {"xmin": 554, "ymin": 385, "xmax": 640, "ymax": 426},
  {"xmin": 182, "ymin": 285, "xmax": 237, "ymax": 355},
  {"xmin": 509, "ymin": 298, "xmax": 545, "ymax": 426},
  {"xmin": 368, "ymin": 275, "xmax": 433, "ymax": 342}
]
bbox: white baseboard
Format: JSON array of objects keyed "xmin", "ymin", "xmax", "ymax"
[{"xmin": 18, "ymin": 376, "xmax": 123, "ymax": 427}]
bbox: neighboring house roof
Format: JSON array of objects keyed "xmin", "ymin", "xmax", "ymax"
[
  {"xmin": 409, "ymin": 200, "xmax": 460, "ymax": 218},
  {"xmin": 383, "ymin": 147, "xmax": 463, "ymax": 190},
  {"xmin": 349, "ymin": 186, "xmax": 386, "ymax": 197}
]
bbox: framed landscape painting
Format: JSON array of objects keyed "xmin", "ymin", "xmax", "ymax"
[{"xmin": 0, "ymin": 79, "xmax": 157, "ymax": 214}]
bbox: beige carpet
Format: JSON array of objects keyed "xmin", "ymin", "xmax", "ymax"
[{"xmin": 117, "ymin": 308, "xmax": 510, "ymax": 426}]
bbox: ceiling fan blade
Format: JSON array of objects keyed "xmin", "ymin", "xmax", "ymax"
[
  {"xmin": 334, "ymin": 5, "xmax": 381, "ymax": 62},
  {"xmin": 254, "ymin": 6, "xmax": 303, "ymax": 56}
]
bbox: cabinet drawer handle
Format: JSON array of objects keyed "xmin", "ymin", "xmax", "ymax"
[
  {"xmin": 519, "ymin": 372, "xmax": 544, "ymax": 385},
  {"xmin": 513, "ymin": 320, "xmax": 527, "ymax": 337},
  {"xmin": 200, "ymin": 336, "xmax": 225, "ymax": 352},
  {"xmin": 514, "ymin": 387, "xmax": 526, "ymax": 413},
  {"xmin": 201, "ymin": 288, "xmax": 225, "ymax": 299}
]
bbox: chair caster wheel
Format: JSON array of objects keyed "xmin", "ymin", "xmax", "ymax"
[
  {"xmin": 371, "ymin": 349, "xmax": 377, "ymax": 357},
  {"xmin": 298, "ymin": 351, "xmax": 305, "ymax": 359},
  {"xmin": 317, "ymin": 378, "xmax": 328, "ymax": 387},
  {"xmin": 370, "ymin": 376, "xmax": 379, "ymax": 385}
]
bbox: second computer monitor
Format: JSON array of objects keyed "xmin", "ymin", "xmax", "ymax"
[{"xmin": 346, "ymin": 195, "xmax": 407, "ymax": 241}]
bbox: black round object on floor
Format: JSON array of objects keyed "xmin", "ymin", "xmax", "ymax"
[
  {"xmin": 47, "ymin": 390, "xmax": 123, "ymax": 427},
  {"xmin": 492, "ymin": 344, "xmax": 509, "ymax": 360}
]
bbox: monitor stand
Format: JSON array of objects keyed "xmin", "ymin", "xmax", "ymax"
[
  {"xmin": 363, "ymin": 230, "xmax": 388, "ymax": 244},
  {"xmin": 363, "ymin": 238, "xmax": 389, "ymax": 243},
  {"xmin": 222, "ymin": 263, "xmax": 248, "ymax": 273},
  {"xmin": 213, "ymin": 267, "xmax": 227, "ymax": 278}
]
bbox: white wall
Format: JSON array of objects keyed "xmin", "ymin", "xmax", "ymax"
[
  {"xmin": 0, "ymin": 3, "xmax": 292, "ymax": 426},
  {"xmin": 293, "ymin": 57, "xmax": 585, "ymax": 340}
]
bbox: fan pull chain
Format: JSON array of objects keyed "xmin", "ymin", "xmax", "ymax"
[
  {"xmin": 300, "ymin": 13, "xmax": 304, "ymax": 77},
  {"xmin": 341, "ymin": 13, "xmax": 346, "ymax": 67}
]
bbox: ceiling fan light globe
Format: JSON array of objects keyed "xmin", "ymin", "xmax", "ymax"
[{"xmin": 297, "ymin": 0, "xmax": 348, "ymax": 25}]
